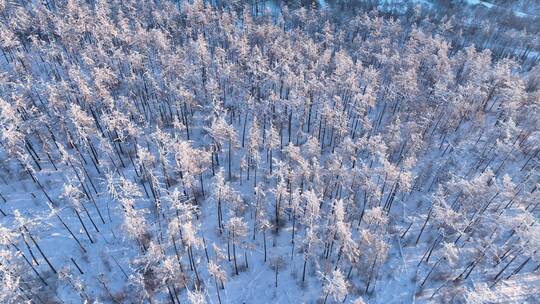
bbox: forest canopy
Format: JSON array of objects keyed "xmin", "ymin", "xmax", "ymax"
[{"xmin": 0, "ymin": 0, "xmax": 539, "ymax": 303}]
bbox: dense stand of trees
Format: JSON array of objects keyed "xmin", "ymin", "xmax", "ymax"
[{"xmin": 0, "ymin": 0, "xmax": 539, "ymax": 303}]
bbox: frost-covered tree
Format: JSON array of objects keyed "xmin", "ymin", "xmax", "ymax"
[
  {"xmin": 322, "ymin": 269, "xmax": 349, "ymax": 304},
  {"xmin": 207, "ymin": 114, "xmax": 239, "ymax": 180},
  {"xmin": 226, "ymin": 217, "xmax": 248, "ymax": 275}
]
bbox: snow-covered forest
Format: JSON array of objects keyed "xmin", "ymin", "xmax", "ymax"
[{"xmin": 0, "ymin": 0, "xmax": 539, "ymax": 303}]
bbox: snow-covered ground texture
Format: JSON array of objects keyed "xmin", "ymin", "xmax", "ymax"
[{"xmin": 0, "ymin": 0, "xmax": 539, "ymax": 303}]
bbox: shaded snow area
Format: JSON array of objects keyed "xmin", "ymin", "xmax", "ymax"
[
  {"xmin": 464, "ymin": 0, "xmax": 536, "ymax": 17},
  {"xmin": 0, "ymin": 1, "xmax": 539, "ymax": 304},
  {"xmin": 465, "ymin": 0, "xmax": 495, "ymax": 9}
]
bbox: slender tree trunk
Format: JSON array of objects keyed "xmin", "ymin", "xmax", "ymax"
[
  {"xmin": 365, "ymin": 255, "xmax": 378, "ymax": 294},
  {"xmin": 323, "ymin": 292, "xmax": 329, "ymax": 304},
  {"xmin": 420, "ymin": 256, "xmax": 444, "ymax": 288},
  {"xmin": 215, "ymin": 278, "xmax": 222, "ymax": 304},
  {"xmin": 200, "ymin": 173, "xmax": 205, "ymax": 198},
  {"xmin": 25, "ymin": 228, "xmax": 57, "ymax": 274},
  {"xmin": 228, "ymin": 139, "xmax": 232, "ymax": 180},
  {"xmin": 74, "ymin": 209, "xmax": 94, "ymax": 243},
  {"xmin": 302, "ymin": 257, "xmax": 308, "ymax": 282},
  {"xmin": 275, "ymin": 260, "xmax": 279, "ymax": 288},
  {"xmin": 233, "ymin": 241, "xmax": 239, "ymax": 275},
  {"xmin": 263, "ymin": 229, "xmax": 267, "ymax": 262}
]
